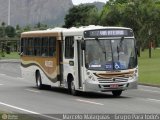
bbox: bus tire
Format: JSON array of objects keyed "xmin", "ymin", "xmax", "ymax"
[
  {"xmin": 36, "ymin": 72, "xmax": 43, "ymax": 90},
  {"xmin": 70, "ymin": 81, "xmax": 78, "ymax": 96},
  {"xmin": 112, "ymin": 90, "xmax": 122, "ymax": 97}
]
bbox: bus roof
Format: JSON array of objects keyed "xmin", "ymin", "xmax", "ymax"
[
  {"xmin": 21, "ymin": 25, "xmax": 133, "ymax": 37},
  {"xmin": 21, "ymin": 27, "xmax": 66, "ymax": 37},
  {"xmin": 62, "ymin": 25, "xmax": 132, "ymax": 36}
]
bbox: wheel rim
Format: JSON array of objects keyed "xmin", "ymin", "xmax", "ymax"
[
  {"xmin": 37, "ymin": 76, "xmax": 41, "ymax": 87},
  {"xmin": 71, "ymin": 81, "xmax": 75, "ymax": 94}
]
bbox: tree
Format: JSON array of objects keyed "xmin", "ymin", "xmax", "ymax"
[
  {"xmin": 100, "ymin": 3, "xmax": 124, "ymax": 26},
  {"xmin": 23, "ymin": 25, "xmax": 31, "ymax": 32},
  {"xmin": 16, "ymin": 24, "xmax": 20, "ymax": 30},
  {"xmin": 1, "ymin": 22, "xmax": 6, "ymax": 27},
  {"xmin": 64, "ymin": 4, "xmax": 99, "ymax": 28},
  {"xmin": 5, "ymin": 26, "xmax": 16, "ymax": 37},
  {"xmin": 0, "ymin": 27, "xmax": 4, "ymax": 37},
  {"xmin": 101, "ymin": 0, "xmax": 160, "ymax": 54},
  {"xmin": 15, "ymin": 24, "xmax": 22, "ymax": 37},
  {"xmin": 0, "ymin": 22, "xmax": 6, "ymax": 37},
  {"xmin": 34, "ymin": 22, "xmax": 48, "ymax": 30}
]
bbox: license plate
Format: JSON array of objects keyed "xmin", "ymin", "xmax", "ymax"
[{"xmin": 110, "ymin": 84, "xmax": 119, "ymax": 88}]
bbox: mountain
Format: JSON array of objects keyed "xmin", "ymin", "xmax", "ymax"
[{"xmin": 0, "ymin": 0, "xmax": 73, "ymax": 26}]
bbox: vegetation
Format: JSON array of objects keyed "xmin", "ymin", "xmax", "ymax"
[
  {"xmin": 64, "ymin": 0, "xmax": 160, "ymax": 51},
  {"xmin": 0, "ymin": 22, "xmax": 48, "ymax": 58},
  {"xmin": 0, "ymin": 52, "xmax": 19, "ymax": 59},
  {"xmin": 64, "ymin": 4, "xmax": 99, "ymax": 28},
  {"xmin": 139, "ymin": 49, "xmax": 160, "ymax": 85}
]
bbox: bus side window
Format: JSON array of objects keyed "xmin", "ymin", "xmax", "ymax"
[
  {"xmin": 25, "ymin": 38, "xmax": 29, "ymax": 55},
  {"xmin": 21, "ymin": 38, "xmax": 24, "ymax": 54},
  {"xmin": 34, "ymin": 37, "xmax": 41, "ymax": 56},
  {"xmin": 28, "ymin": 38, "xmax": 34, "ymax": 56},
  {"xmin": 65, "ymin": 36, "xmax": 74, "ymax": 59},
  {"xmin": 49, "ymin": 37, "xmax": 56, "ymax": 57},
  {"xmin": 41, "ymin": 37, "xmax": 49, "ymax": 57}
]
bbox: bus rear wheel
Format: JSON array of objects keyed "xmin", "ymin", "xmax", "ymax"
[
  {"xmin": 36, "ymin": 72, "xmax": 43, "ymax": 90},
  {"xmin": 112, "ymin": 90, "xmax": 122, "ymax": 97}
]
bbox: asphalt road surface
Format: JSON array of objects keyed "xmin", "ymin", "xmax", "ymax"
[{"xmin": 0, "ymin": 61, "xmax": 160, "ymax": 120}]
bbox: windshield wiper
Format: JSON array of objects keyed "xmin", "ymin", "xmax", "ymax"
[
  {"xmin": 96, "ymin": 39, "xmax": 107, "ymax": 60},
  {"xmin": 117, "ymin": 46, "xmax": 120, "ymax": 61},
  {"xmin": 117, "ymin": 37, "xmax": 125, "ymax": 61}
]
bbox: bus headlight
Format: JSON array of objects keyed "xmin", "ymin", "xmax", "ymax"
[
  {"xmin": 129, "ymin": 73, "xmax": 137, "ymax": 80},
  {"xmin": 88, "ymin": 75, "xmax": 95, "ymax": 81},
  {"xmin": 87, "ymin": 71, "xmax": 91, "ymax": 76},
  {"xmin": 87, "ymin": 71, "xmax": 96, "ymax": 81}
]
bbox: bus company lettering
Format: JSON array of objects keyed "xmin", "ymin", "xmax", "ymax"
[{"xmin": 45, "ymin": 61, "xmax": 53, "ymax": 68}]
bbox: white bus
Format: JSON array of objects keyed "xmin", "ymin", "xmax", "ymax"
[{"xmin": 20, "ymin": 25, "xmax": 138, "ymax": 96}]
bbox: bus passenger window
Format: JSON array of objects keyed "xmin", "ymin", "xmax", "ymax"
[
  {"xmin": 26, "ymin": 38, "xmax": 34, "ymax": 56},
  {"xmin": 65, "ymin": 37, "xmax": 74, "ymax": 59},
  {"xmin": 49, "ymin": 37, "xmax": 56, "ymax": 57},
  {"xmin": 25, "ymin": 39, "xmax": 29, "ymax": 55},
  {"xmin": 21, "ymin": 38, "xmax": 24, "ymax": 54},
  {"xmin": 34, "ymin": 37, "xmax": 41, "ymax": 56},
  {"xmin": 41, "ymin": 37, "xmax": 49, "ymax": 57},
  {"xmin": 42, "ymin": 48, "xmax": 47, "ymax": 56}
]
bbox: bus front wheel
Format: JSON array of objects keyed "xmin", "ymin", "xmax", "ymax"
[
  {"xmin": 36, "ymin": 72, "xmax": 43, "ymax": 89},
  {"xmin": 112, "ymin": 90, "xmax": 122, "ymax": 97},
  {"xmin": 68, "ymin": 81, "xmax": 78, "ymax": 96}
]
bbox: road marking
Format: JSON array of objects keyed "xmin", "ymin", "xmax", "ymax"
[
  {"xmin": 25, "ymin": 89, "xmax": 40, "ymax": 93},
  {"xmin": 76, "ymin": 99, "xmax": 104, "ymax": 106},
  {"xmin": 146, "ymin": 98, "xmax": 160, "ymax": 103},
  {"xmin": 0, "ymin": 84, "xmax": 4, "ymax": 85},
  {"xmin": 17, "ymin": 77, "xmax": 24, "ymax": 79},
  {"xmin": 0, "ymin": 101, "xmax": 63, "ymax": 120},
  {"xmin": 0, "ymin": 73, "xmax": 6, "ymax": 76},
  {"xmin": 139, "ymin": 89, "xmax": 160, "ymax": 94}
]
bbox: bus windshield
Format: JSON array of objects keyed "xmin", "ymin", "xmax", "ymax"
[{"xmin": 85, "ymin": 38, "xmax": 137, "ymax": 71}]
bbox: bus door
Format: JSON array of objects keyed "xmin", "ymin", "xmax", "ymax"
[
  {"xmin": 76, "ymin": 40, "xmax": 83, "ymax": 89},
  {"xmin": 63, "ymin": 36, "xmax": 75, "ymax": 86},
  {"xmin": 58, "ymin": 40, "xmax": 63, "ymax": 84},
  {"xmin": 75, "ymin": 37, "xmax": 83, "ymax": 89}
]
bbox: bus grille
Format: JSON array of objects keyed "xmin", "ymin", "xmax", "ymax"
[{"xmin": 98, "ymin": 77, "xmax": 129, "ymax": 83}]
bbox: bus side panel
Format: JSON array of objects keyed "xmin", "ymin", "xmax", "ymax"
[{"xmin": 21, "ymin": 56, "xmax": 59, "ymax": 84}]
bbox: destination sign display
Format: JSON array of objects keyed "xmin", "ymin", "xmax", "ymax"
[{"xmin": 84, "ymin": 29, "xmax": 133, "ymax": 38}]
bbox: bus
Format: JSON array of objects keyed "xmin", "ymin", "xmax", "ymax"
[{"xmin": 20, "ymin": 25, "xmax": 138, "ymax": 97}]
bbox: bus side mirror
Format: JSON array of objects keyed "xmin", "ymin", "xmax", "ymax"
[
  {"xmin": 81, "ymin": 40, "xmax": 85, "ymax": 50},
  {"xmin": 136, "ymin": 47, "xmax": 140, "ymax": 57}
]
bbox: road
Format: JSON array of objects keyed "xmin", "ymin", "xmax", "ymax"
[{"xmin": 0, "ymin": 61, "xmax": 160, "ymax": 120}]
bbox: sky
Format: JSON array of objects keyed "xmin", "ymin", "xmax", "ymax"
[{"xmin": 72, "ymin": 0, "xmax": 108, "ymax": 5}]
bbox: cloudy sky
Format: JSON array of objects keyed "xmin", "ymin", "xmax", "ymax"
[{"xmin": 72, "ymin": 0, "xmax": 108, "ymax": 5}]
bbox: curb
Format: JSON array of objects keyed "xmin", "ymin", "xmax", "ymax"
[
  {"xmin": 0, "ymin": 59, "xmax": 20, "ymax": 63},
  {"xmin": 139, "ymin": 83, "xmax": 160, "ymax": 88}
]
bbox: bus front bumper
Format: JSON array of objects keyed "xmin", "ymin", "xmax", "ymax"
[{"xmin": 84, "ymin": 79, "xmax": 138, "ymax": 92}]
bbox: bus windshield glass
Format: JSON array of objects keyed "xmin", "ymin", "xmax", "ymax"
[{"xmin": 85, "ymin": 38, "xmax": 137, "ymax": 71}]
